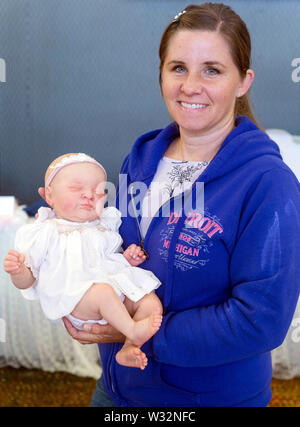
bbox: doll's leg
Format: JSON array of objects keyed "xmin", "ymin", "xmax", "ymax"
[
  {"xmin": 115, "ymin": 293, "xmax": 163, "ymax": 369},
  {"xmin": 71, "ymin": 284, "xmax": 162, "ymax": 348},
  {"xmin": 124, "ymin": 292, "xmax": 163, "ymax": 324}
]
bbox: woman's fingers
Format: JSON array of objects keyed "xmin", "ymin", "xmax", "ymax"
[
  {"xmin": 62, "ymin": 317, "xmax": 106, "ymax": 344},
  {"xmin": 62, "ymin": 317, "xmax": 125, "ymax": 344}
]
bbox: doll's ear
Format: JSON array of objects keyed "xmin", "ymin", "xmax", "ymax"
[
  {"xmin": 38, "ymin": 187, "xmax": 46, "ymax": 201},
  {"xmin": 45, "ymin": 186, "xmax": 53, "ymax": 207}
]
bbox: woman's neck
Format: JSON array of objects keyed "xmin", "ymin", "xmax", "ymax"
[{"xmin": 166, "ymin": 119, "xmax": 235, "ymax": 162}]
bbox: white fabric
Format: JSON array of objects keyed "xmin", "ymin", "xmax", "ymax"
[
  {"xmin": 266, "ymin": 128, "xmax": 300, "ymax": 181},
  {"xmin": 140, "ymin": 157, "xmax": 209, "ymax": 236},
  {"xmin": 66, "ymin": 313, "xmax": 113, "ymax": 329},
  {"xmin": 0, "ymin": 206, "xmax": 101, "ymax": 379},
  {"xmin": 271, "ymin": 296, "xmax": 300, "ymax": 379},
  {"xmin": 266, "ymin": 129, "xmax": 300, "ymax": 379},
  {"xmin": 16, "ymin": 206, "xmax": 160, "ymax": 322}
]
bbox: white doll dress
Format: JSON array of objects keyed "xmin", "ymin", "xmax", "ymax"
[{"xmin": 15, "ymin": 207, "xmax": 161, "ymax": 322}]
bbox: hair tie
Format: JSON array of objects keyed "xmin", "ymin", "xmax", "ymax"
[{"xmin": 173, "ymin": 10, "xmax": 186, "ymax": 21}]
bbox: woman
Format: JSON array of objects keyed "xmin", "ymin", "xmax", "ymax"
[{"xmin": 61, "ymin": 3, "xmax": 300, "ymax": 406}]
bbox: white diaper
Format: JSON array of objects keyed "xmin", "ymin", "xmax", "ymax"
[{"xmin": 66, "ymin": 314, "xmax": 108, "ymax": 330}]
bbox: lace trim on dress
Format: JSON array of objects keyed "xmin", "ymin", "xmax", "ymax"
[{"xmin": 54, "ymin": 222, "xmax": 107, "ymax": 235}]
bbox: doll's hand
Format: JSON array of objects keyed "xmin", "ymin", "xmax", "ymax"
[
  {"xmin": 4, "ymin": 250, "xmax": 26, "ymax": 275},
  {"xmin": 123, "ymin": 244, "xmax": 147, "ymax": 266}
]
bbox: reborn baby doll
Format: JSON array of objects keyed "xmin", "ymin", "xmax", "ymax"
[{"xmin": 4, "ymin": 153, "xmax": 162, "ymax": 370}]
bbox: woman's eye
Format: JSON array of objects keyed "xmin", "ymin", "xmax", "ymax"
[
  {"xmin": 174, "ymin": 65, "xmax": 186, "ymax": 73},
  {"xmin": 205, "ymin": 68, "xmax": 219, "ymax": 76}
]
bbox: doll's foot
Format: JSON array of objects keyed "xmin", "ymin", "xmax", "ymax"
[
  {"xmin": 116, "ymin": 345, "xmax": 148, "ymax": 370},
  {"xmin": 131, "ymin": 310, "xmax": 163, "ymax": 347}
]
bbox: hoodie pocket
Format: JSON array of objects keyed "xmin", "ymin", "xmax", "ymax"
[{"xmin": 152, "ymin": 362, "xmax": 201, "ymax": 406}]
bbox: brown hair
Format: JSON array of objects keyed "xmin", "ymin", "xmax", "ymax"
[{"xmin": 159, "ymin": 3, "xmax": 261, "ymax": 128}]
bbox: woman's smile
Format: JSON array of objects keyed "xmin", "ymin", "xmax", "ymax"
[{"xmin": 179, "ymin": 101, "xmax": 209, "ymax": 111}]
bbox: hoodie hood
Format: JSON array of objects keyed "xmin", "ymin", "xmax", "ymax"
[{"xmin": 127, "ymin": 116, "xmax": 283, "ymax": 184}]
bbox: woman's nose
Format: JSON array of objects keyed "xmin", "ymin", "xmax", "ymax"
[{"xmin": 181, "ymin": 73, "xmax": 203, "ymax": 95}]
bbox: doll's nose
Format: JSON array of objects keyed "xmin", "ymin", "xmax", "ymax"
[{"xmin": 82, "ymin": 190, "xmax": 94, "ymax": 200}]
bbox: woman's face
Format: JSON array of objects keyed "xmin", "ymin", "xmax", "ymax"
[{"xmin": 161, "ymin": 30, "xmax": 253, "ymax": 137}]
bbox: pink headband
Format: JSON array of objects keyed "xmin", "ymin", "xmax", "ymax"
[{"xmin": 45, "ymin": 153, "xmax": 107, "ymax": 187}]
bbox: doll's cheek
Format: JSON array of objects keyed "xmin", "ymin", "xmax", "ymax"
[{"xmin": 59, "ymin": 198, "xmax": 76, "ymax": 214}]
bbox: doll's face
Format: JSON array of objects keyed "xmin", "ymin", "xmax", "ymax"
[{"xmin": 45, "ymin": 163, "xmax": 106, "ymax": 222}]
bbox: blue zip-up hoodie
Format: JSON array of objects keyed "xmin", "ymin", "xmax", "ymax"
[{"xmin": 99, "ymin": 116, "xmax": 300, "ymax": 407}]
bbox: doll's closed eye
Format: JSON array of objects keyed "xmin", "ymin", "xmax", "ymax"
[{"xmin": 67, "ymin": 184, "xmax": 83, "ymax": 192}]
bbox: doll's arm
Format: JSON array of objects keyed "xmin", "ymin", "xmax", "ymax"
[
  {"xmin": 3, "ymin": 250, "xmax": 35, "ymax": 290},
  {"xmin": 123, "ymin": 244, "xmax": 147, "ymax": 266}
]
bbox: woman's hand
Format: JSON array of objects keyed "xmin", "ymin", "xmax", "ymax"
[{"xmin": 62, "ymin": 316, "xmax": 125, "ymax": 345}]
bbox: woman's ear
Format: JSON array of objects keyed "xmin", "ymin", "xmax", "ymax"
[
  {"xmin": 45, "ymin": 186, "xmax": 53, "ymax": 207},
  {"xmin": 238, "ymin": 68, "xmax": 255, "ymax": 97}
]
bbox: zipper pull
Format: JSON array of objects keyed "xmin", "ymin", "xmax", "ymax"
[{"xmin": 140, "ymin": 240, "xmax": 150, "ymax": 260}]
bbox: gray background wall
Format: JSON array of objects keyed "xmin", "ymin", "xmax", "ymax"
[{"xmin": 0, "ymin": 0, "xmax": 299, "ymax": 205}]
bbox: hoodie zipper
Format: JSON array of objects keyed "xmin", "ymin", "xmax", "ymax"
[
  {"xmin": 108, "ymin": 347, "xmax": 115, "ymax": 393},
  {"xmin": 129, "ymin": 184, "xmax": 186, "ymax": 314},
  {"xmin": 129, "ymin": 171, "xmax": 208, "ymax": 311},
  {"xmin": 129, "ymin": 183, "xmax": 186, "ymax": 260},
  {"xmin": 129, "ymin": 185, "xmax": 150, "ymax": 259},
  {"xmin": 129, "ymin": 181, "xmax": 190, "ymax": 245}
]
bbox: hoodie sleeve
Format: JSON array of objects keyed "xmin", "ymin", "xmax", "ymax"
[{"xmin": 152, "ymin": 167, "xmax": 300, "ymax": 367}]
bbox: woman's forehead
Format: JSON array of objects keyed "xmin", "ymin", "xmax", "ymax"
[{"xmin": 165, "ymin": 30, "xmax": 232, "ymax": 60}]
